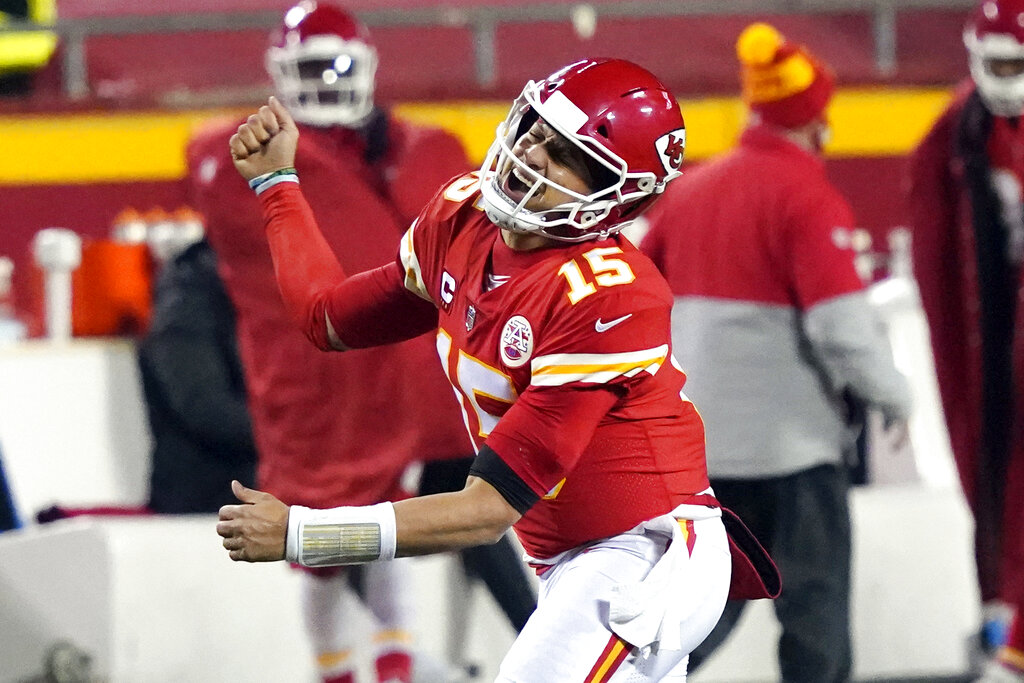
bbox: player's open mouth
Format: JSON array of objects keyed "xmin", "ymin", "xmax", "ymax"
[{"xmin": 502, "ymin": 165, "xmax": 537, "ymax": 203}]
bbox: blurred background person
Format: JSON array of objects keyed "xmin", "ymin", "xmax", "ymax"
[
  {"xmin": 138, "ymin": 232, "xmax": 259, "ymax": 515},
  {"xmin": 186, "ymin": 2, "xmax": 535, "ymax": 681},
  {"xmin": 641, "ymin": 22, "xmax": 910, "ymax": 683},
  {"xmin": 907, "ymin": 0, "xmax": 1024, "ymax": 679},
  {"xmin": 32, "ymin": 224, "xmax": 259, "ymax": 522}
]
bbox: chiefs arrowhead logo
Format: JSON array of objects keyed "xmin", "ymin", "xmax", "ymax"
[{"xmin": 655, "ymin": 129, "xmax": 687, "ymax": 174}]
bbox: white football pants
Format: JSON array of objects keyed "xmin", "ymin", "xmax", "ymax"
[{"xmin": 496, "ymin": 509, "xmax": 730, "ymax": 682}]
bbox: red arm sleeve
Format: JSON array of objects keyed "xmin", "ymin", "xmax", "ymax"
[
  {"xmin": 322, "ymin": 262, "xmax": 439, "ymax": 348},
  {"xmin": 484, "ymin": 386, "xmax": 621, "ymax": 496},
  {"xmin": 259, "ymin": 181, "xmax": 437, "ymax": 350}
]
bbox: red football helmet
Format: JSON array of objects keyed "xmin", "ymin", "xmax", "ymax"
[
  {"xmin": 964, "ymin": 0, "xmax": 1024, "ymax": 116},
  {"xmin": 478, "ymin": 58, "xmax": 687, "ymax": 242},
  {"xmin": 266, "ymin": 1, "xmax": 378, "ymax": 127}
]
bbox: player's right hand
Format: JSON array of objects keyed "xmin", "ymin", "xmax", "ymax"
[
  {"xmin": 229, "ymin": 96, "xmax": 299, "ymax": 182},
  {"xmin": 216, "ymin": 479, "xmax": 289, "ymax": 562}
]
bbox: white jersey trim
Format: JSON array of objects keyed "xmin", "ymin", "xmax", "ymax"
[
  {"xmin": 399, "ymin": 219, "xmax": 432, "ymax": 302},
  {"xmin": 530, "ymin": 344, "xmax": 669, "ymax": 387}
]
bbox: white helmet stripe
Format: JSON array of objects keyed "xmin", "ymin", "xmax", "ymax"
[{"xmin": 537, "ymin": 91, "xmax": 589, "ymax": 134}]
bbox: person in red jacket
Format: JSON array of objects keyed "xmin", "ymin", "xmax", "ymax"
[
  {"xmin": 188, "ymin": 3, "xmax": 535, "ymax": 681},
  {"xmin": 640, "ymin": 23, "xmax": 910, "ymax": 683},
  {"xmin": 216, "ymin": 57, "xmax": 780, "ymax": 681},
  {"xmin": 908, "ymin": 1, "xmax": 1024, "ymax": 679}
]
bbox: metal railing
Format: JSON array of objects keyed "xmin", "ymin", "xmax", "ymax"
[{"xmin": 2, "ymin": 0, "xmax": 974, "ymax": 100}]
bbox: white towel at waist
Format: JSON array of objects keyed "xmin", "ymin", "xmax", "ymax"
[{"xmin": 606, "ymin": 500, "xmax": 726, "ymax": 654}]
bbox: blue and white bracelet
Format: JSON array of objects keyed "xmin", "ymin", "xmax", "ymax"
[{"xmin": 249, "ymin": 167, "xmax": 299, "ymax": 195}]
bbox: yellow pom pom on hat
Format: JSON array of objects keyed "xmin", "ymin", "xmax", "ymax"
[
  {"xmin": 737, "ymin": 22, "xmax": 835, "ymax": 128},
  {"xmin": 737, "ymin": 22, "xmax": 787, "ymax": 67}
]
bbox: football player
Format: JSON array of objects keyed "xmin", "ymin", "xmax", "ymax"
[{"xmin": 219, "ymin": 57, "xmax": 777, "ymax": 680}]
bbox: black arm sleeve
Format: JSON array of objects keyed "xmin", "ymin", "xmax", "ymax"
[{"xmin": 469, "ymin": 445, "xmax": 540, "ymax": 515}]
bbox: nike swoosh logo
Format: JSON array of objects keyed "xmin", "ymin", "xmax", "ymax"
[{"xmin": 595, "ymin": 314, "xmax": 633, "ymax": 333}]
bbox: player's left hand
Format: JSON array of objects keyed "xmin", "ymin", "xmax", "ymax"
[{"xmin": 216, "ymin": 480, "xmax": 289, "ymax": 562}]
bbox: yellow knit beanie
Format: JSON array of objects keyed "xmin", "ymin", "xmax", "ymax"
[{"xmin": 737, "ymin": 22, "xmax": 835, "ymax": 128}]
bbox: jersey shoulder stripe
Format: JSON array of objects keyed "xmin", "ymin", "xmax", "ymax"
[
  {"xmin": 398, "ymin": 172, "xmax": 485, "ymax": 303},
  {"xmin": 399, "ymin": 218, "xmax": 432, "ymax": 302},
  {"xmin": 530, "ymin": 344, "xmax": 669, "ymax": 387}
]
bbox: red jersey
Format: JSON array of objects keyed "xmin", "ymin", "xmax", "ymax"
[
  {"xmin": 399, "ymin": 173, "xmax": 710, "ymax": 559},
  {"xmin": 186, "ymin": 115, "xmax": 472, "ymax": 509}
]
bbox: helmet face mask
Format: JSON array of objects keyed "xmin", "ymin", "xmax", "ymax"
[
  {"xmin": 965, "ymin": 0, "xmax": 1024, "ymax": 116},
  {"xmin": 267, "ymin": 2, "xmax": 378, "ymax": 127},
  {"xmin": 481, "ymin": 86, "xmax": 636, "ymax": 242},
  {"xmin": 478, "ymin": 59, "xmax": 686, "ymax": 242}
]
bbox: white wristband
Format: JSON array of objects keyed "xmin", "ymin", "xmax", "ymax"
[
  {"xmin": 284, "ymin": 502, "xmax": 397, "ymax": 566},
  {"xmin": 284, "ymin": 505, "xmax": 308, "ymax": 563}
]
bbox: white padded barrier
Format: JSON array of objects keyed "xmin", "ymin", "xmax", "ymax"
[
  {"xmin": 0, "ymin": 339, "xmax": 151, "ymax": 519},
  {"xmin": 0, "ymin": 517, "xmax": 518, "ymax": 682}
]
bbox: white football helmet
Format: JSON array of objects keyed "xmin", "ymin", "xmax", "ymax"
[
  {"xmin": 266, "ymin": 1, "xmax": 378, "ymax": 127},
  {"xmin": 964, "ymin": 0, "xmax": 1024, "ymax": 116}
]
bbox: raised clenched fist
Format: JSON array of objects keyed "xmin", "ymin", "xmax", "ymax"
[{"xmin": 229, "ymin": 96, "xmax": 300, "ymax": 182}]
